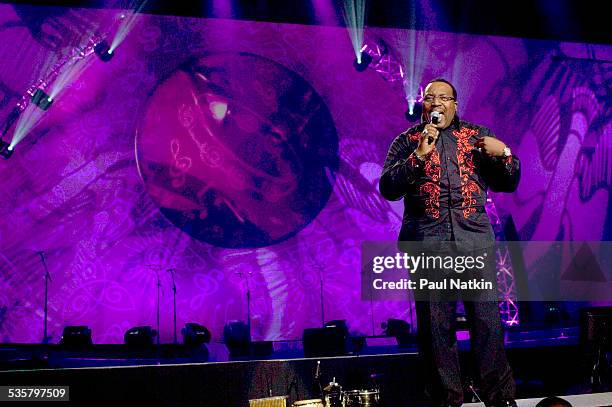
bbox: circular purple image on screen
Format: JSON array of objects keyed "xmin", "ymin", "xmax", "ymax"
[{"xmin": 135, "ymin": 52, "xmax": 338, "ymax": 248}]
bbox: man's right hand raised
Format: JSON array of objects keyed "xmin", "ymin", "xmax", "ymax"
[{"xmin": 415, "ymin": 123, "xmax": 440, "ymax": 157}]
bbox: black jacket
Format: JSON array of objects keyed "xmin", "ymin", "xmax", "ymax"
[{"xmin": 379, "ymin": 119, "xmax": 520, "ymax": 246}]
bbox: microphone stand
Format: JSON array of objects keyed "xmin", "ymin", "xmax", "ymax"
[
  {"xmin": 311, "ymin": 259, "xmax": 325, "ymax": 327},
  {"xmin": 319, "ymin": 268, "xmax": 325, "ymax": 327},
  {"xmin": 168, "ymin": 268, "xmax": 177, "ymax": 344},
  {"xmin": 37, "ymin": 251, "xmax": 51, "ymax": 344},
  {"xmin": 156, "ymin": 268, "xmax": 161, "ymax": 346},
  {"xmin": 247, "ymin": 278, "xmax": 251, "ymax": 337},
  {"xmin": 146, "ymin": 264, "xmax": 162, "ymax": 356},
  {"xmin": 236, "ymin": 271, "xmax": 252, "ymax": 338},
  {"xmin": 314, "ymin": 360, "xmax": 323, "ymax": 398}
]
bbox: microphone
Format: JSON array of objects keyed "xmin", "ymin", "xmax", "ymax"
[
  {"xmin": 431, "ymin": 111, "xmax": 441, "ymax": 125},
  {"xmin": 427, "ymin": 112, "xmax": 441, "ymax": 145}
]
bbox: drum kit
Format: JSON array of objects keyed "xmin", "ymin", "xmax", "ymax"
[
  {"xmin": 291, "ymin": 378, "xmax": 381, "ymax": 407},
  {"xmin": 290, "ymin": 390, "xmax": 380, "ymax": 407},
  {"xmin": 252, "ymin": 363, "xmax": 382, "ymax": 407}
]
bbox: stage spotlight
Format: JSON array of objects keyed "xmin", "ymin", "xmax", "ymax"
[
  {"xmin": 353, "ymin": 51, "xmax": 372, "ymax": 72},
  {"xmin": 404, "ymin": 101, "xmax": 423, "ymax": 122},
  {"xmin": 181, "ymin": 323, "xmax": 211, "ymax": 347},
  {"xmin": 0, "ymin": 140, "xmax": 13, "ymax": 159},
  {"xmin": 223, "ymin": 320, "xmax": 251, "ymax": 358},
  {"xmin": 31, "ymin": 88, "xmax": 53, "ymax": 111},
  {"xmin": 124, "ymin": 326, "xmax": 157, "ymax": 347},
  {"xmin": 94, "ymin": 40, "xmax": 114, "ymax": 62},
  {"xmin": 59, "ymin": 325, "xmax": 92, "ymax": 348}
]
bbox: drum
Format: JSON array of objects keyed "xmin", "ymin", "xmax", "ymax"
[
  {"xmin": 249, "ymin": 396, "xmax": 287, "ymax": 407},
  {"xmin": 342, "ymin": 390, "xmax": 380, "ymax": 407},
  {"xmin": 323, "ymin": 380, "xmax": 343, "ymax": 407},
  {"xmin": 325, "ymin": 393, "xmax": 343, "ymax": 407},
  {"xmin": 292, "ymin": 399, "xmax": 324, "ymax": 407}
]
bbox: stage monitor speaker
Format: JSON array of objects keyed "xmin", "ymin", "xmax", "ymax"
[
  {"xmin": 224, "ymin": 320, "xmax": 251, "ymax": 358},
  {"xmin": 182, "ymin": 323, "xmax": 211, "ymax": 347},
  {"xmin": 124, "ymin": 326, "xmax": 157, "ymax": 348},
  {"xmin": 59, "ymin": 325, "xmax": 92, "ymax": 348},
  {"xmin": 303, "ymin": 327, "xmax": 346, "ymax": 357},
  {"xmin": 324, "ymin": 320, "xmax": 348, "ymax": 336},
  {"xmin": 251, "ymin": 341, "xmax": 274, "ymax": 358}
]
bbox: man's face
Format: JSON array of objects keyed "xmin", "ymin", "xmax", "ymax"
[{"xmin": 422, "ymin": 81, "xmax": 457, "ymax": 129}]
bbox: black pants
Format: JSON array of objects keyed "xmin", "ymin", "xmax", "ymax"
[{"xmin": 416, "ymin": 299, "xmax": 516, "ymax": 405}]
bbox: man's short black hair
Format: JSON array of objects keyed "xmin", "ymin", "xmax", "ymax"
[
  {"xmin": 535, "ymin": 396, "xmax": 573, "ymax": 407},
  {"xmin": 425, "ymin": 78, "xmax": 458, "ymax": 101}
]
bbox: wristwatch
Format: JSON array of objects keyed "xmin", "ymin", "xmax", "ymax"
[{"xmin": 502, "ymin": 146, "xmax": 512, "ymax": 158}]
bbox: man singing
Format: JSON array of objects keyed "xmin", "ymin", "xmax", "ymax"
[{"xmin": 379, "ymin": 78, "xmax": 520, "ymax": 407}]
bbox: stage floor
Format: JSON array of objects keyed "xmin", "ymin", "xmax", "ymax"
[
  {"xmin": 0, "ymin": 325, "xmax": 582, "ymax": 370},
  {"xmin": 0, "ymin": 325, "xmax": 609, "ymax": 406},
  {"xmin": 465, "ymin": 392, "xmax": 612, "ymax": 407}
]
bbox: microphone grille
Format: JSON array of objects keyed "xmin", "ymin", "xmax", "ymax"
[{"xmin": 431, "ymin": 111, "xmax": 441, "ymax": 124}]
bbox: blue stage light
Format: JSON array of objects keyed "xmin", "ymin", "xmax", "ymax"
[
  {"xmin": 405, "ymin": 101, "xmax": 423, "ymax": 122},
  {"xmin": 94, "ymin": 40, "xmax": 114, "ymax": 62},
  {"xmin": 0, "ymin": 139, "xmax": 13, "ymax": 159},
  {"xmin": 31, "ymin": 88, "xmax": 53, "ymax": 111},
  {"xmin": 353, "ymin": 51, "xmax": 372, "ymax": 72}
]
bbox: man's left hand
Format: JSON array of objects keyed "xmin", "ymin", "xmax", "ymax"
[{"xmin": 474, "ymin": 136, "xmax": 506, "ymax": 157}]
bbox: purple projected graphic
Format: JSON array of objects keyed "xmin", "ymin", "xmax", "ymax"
[
  {"xmin": 136, "ymin": 53, "xmax": 339, "ymax": 248},
  {"xmin": 483, "ymin": 48, "xmax": 611, "ymax": 242},
  {"xmin": 0, "ymin": 4, "xmax": 610, "ymax": 344}
]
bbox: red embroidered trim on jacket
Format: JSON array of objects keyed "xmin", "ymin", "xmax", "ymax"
[
  {"xmin": 407, "ymin": 152, "xmax": 419, "ymax": 167},
  {"xmin": 407, "ymin": 130, "xmax": 441, "ymax": 219},
  {"xmin": 421, "ymin": 182, "xmax": 441, "ymax": 219},
  {"xmin": 408, "ymin": 131, "xmax": 421, "ymax": 143},
  {"xmin": 420, "ymin": 150, "xmax": 441, "ymax": 219},
  {"xmin": 453, "ymin": 127, "xmax": 480, "ymax": 219}
]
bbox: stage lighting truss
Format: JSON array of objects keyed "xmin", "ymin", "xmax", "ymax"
[
  {"xmin": 360, "ymin": 39, "xmax": 401, "ymax": 82},
  {"xmin": 485, "ymin": 197, "xmax": 520, "ymax": 327},
  {"xmin": 14, "ymin": 36, "xmax": 104, "ymax": 114},
  {"xmin": 0, "ymin": 35, "xmax": 106, "ymax": 151},
  {"xmin": 359, "ymin": 37, "xmax": 425, "ymax": 119}
]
